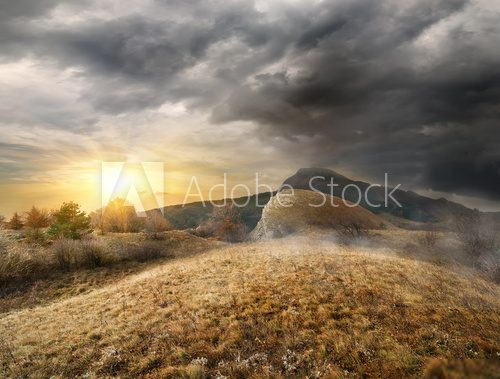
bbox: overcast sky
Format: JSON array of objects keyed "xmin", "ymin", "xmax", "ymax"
[{"xmin": 0, "ymin": 0, "xmax": 499, "ymax": 214}]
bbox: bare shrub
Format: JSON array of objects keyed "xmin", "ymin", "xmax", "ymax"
[
  {"xmin": 418, "ymin": 230, "xmax": 439, "ymax": 248},
  {"xmin": 0, "ymin": 233, "xmax": 7, "ymax": 253},
  {"xmin": 144, "ymin": 211, "xmax": 172, "ymax": 240},
  {"xmin": 477, "ymin": 253, "xmax": 500, "ymax": 283},
  {"xmin": 0, "ymin": 244, "xmax": 41, "ymax": 285},
  {"xmin": 0, "ymin": 232, "xmax": 52, "ymax": 285},
  {"xmin": 25, "ymin": 228, "xmax": 47, "ymax": 245},
  {"xmin": 338, "ymin": 222, "xmax": 368, "ymax": 241},
  {"xmin": 78, "ymin": 239, "xmax": 108, "ymax": 269},
  {"xmin": 336, "ymin": 222, "xmax": 370, "ymax": 245},
  {"xmin": 52, "ymin": 238, "xmax": 79, "ymax": 271},
  {"xmin": 53, "ymin": 238, "xmax": 112, "ymax": 270},
  {"xmin": 198, "ymin": 205, "xmax": 248, "ymax": 242},
  {"xmin": 25, "ymin": 206, "xmax": 50, "ymax": 229},
  {"xmin": 454, "ymin": 214, "xmax": 496, "ymax": 258},
  {"xmin": 126, "ymin": 241, "xmax": 171, "ymax": 262}
]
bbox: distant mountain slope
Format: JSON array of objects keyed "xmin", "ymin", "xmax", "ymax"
[
  {"xmin": 163, "ymin": 192, "xmax": 273, "ymax": 230},
  {"xmin": 251, "ymin": 189, "xmax": 384, "ymax": 240},
  {"xmin": 161, "ymin": 168, "xmax": 492, "ymax": 231},
  {"xmin": 282, "ymin": 168, "xmax": 477, "ymax": 225}
]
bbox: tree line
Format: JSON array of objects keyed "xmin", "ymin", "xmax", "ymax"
[{"xmin": 0, "ymin": 198, "xmax": 172, "ymax": 242}]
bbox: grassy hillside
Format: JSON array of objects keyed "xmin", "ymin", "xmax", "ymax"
[
  {"xmin": 160, "ymin": 167, "xmax": 497, "ymax": 234},
  {"xmin": 0, "ymin": 231, "xmax": 220, "ymax": 314},
  {"xmin": 251, "ymin": 189, "xmax": 385, "ymax": 239},
  {"xmin": 282, "ymin": 168, "xmax": 478, "ymax": 225},
  {"xmin": 163, "ymin": 193, "xmax": 273, "ymax": 230},
  {"xmin": 1, "ymin": 233, "xmax": 498, "ymax": 378}
]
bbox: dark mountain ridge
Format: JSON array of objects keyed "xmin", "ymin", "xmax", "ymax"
[
  {"xmin": 162, "ymin": 168, "xmax": 496, "ymax": 231},
  {"xmin": 281, "ymin": 168, "xmax": 476, "ymax": 225}
]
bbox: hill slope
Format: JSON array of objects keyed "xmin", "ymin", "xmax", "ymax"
[
  {"xmin": 159, "ymin": 168, "xmax": 493, "ymax": 233},
  {"xmin": 282, "ymin": 168, "xmax": 477, "ymax": 225},
  {"xmin": 251, "ymin": 189, "xmax": 384, "ymax": 240},
  {"xmin": 162, "ymin": 192, "xmax": 273, "ymax": 230},
  {"xmin": 1, "ymin": 236, "xmax": 498, "ymax": 378}
]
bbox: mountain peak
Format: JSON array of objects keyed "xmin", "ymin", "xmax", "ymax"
[
  {"xmin": 294, "ymin": 167, "xmax": 351, "ymax": 181},
  {"xmin": 281, "ymin": 167, "xmax": 477, "ymax": 225}
]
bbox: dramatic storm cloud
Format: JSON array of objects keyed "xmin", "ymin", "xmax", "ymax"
[{"xmin": 0, "ymin": 0, "xmax": 499, "ymax": 213}]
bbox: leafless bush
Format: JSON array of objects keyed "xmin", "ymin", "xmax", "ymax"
[
  {"xmin": 126, "ymin": 241, "xmax": 171, "ymax": 262},
  {"xmin": 337, "ymin": 222, "xmax": 369, "ymax": 245},
  {"xmin": 0, "ymin": 232, "xmax": 52, "ymax": 285},
  {"xmin": 52, "ymin": 239, "xmax": 79, "ymax": 271},
  {"xmin": 52, "ymin": 238, "xmax": 113, "ymax": 270},
  {"xmin": 0, "ymin": 243, "xmax": 41, "ymax": 285},
  {"xmin": 477, "ymin": 253, "xmax": 500, "ymax": 283},
  {"xmin": 418, "ymin": 230, "xmax": 439, "ymax": 248},
  {"xmin": 0, "ymin": 233, "xmax": 7, "ymax": 254},
  {"xmin": 340, "ymin": 222, "xmax": 368, "ymax": 238},
  {"xmin": 144, "ymin": 211, "xmax": 172, "ymax": 240},
  {"xmin": 25, "ymin": 228, "xmax": 47, "ymax": 245},
  {"xmin": 78, "ymin": 239, "xmax": 109, "ymax": 268},
  {"xmin": 454, "ymin": 214, "xmax": 496, "ymax": 258},
  {"xmin": 198, "ymin": 205, "xmax": 248, "ymax": 242}
]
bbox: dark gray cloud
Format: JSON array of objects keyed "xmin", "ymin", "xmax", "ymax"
[
  {"xmin": 0, "ymin": 0, "xmax": 60, "ymax": 20},
  {"xmin": 0, "ymin": 0, "xmax": 499, "ymax": 201},
  {"xmin": 210, "ymin": 0, "xmax": 500, "ymax": 200}
]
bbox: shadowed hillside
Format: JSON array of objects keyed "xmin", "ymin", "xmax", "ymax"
[{"xmin": 162, "ymin": 193, "xmax": 273, "ymax": 231}]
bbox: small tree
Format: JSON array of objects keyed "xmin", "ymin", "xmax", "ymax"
[
  {"xmin": 7, "ymin": 212, "xmax": 24, "ymax": 230},
  {"xmin": 25, "ymin": 206, "xmax": 51, "ymax": 243},
  {"xmin": 198, "ymin": 205, "xmax": 248, "ymax": 242},
  {"xmin": 339, "ymin": 222, "xmax": 368, "ymax": 238},
  {"xmin": 25, "ymin": 206, "xmax": 50, "ymax": 229},
  {"xmin": 144, "ymin": 210, "xmax": 172, "ymax": 239},
  {"xmin": 98, "ymin": 198, "xmax": 142, "ymax": 233},
  {"xmin": 48, "ymin": 202, "xmax": 92, "ymax": 240},
  {"xmin": 0, "ymin": 214, "xmax": 5, "ymax": 227},
  {"xmin": 89, "ymin": 209, "xmax": 105, "ymax": 235}
]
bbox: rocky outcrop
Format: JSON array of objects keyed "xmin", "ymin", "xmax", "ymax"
[{"xmin": 250, "ymin": 189, "xmax": 384, "ymax": 240}]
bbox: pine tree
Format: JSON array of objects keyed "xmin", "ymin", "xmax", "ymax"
[
  {"xmin": 8, "ymin": 212, "xmax": 24, "ymax": 230},
  {"xmin": 25, "ymin": 206, "xmax": 50, "ymax": 230},
  {"xmin": 47, "ymin": 202, "xmax": 92, "ymax": 239}
]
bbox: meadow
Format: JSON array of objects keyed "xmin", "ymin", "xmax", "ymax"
[{"xmin": 1, "ymin": 229, "xmax": 498, "ymax": 378}]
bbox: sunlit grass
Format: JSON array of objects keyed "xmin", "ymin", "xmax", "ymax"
[{"xmin": 1, "ymin": 234, "xmax": 498, "ymax": 378}]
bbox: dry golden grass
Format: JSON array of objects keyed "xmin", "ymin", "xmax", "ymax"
[
  {"xmin": 1, "ymin": 233, "xmax": 498, "ymax": 378},
  {"xmin": 0, "ymin": 231, "xmax": 220, "ymax": 314},
  {"xmin": 251, "ymin": 189, "xmax": 384, "ymax": 239}
]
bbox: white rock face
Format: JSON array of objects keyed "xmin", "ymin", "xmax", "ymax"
[{"xmin": 250, "ymin": 192, "xmax": 295, "ymax": 240}]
